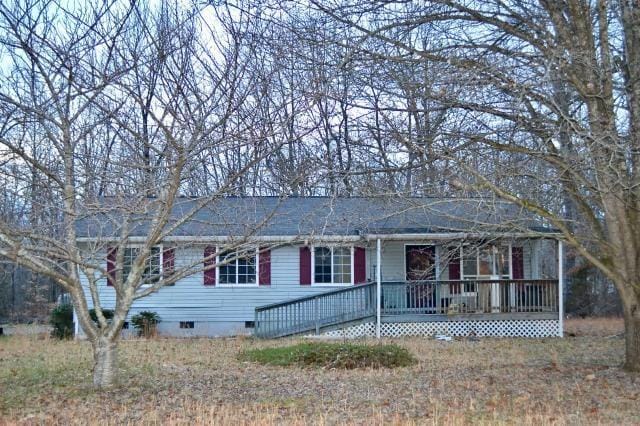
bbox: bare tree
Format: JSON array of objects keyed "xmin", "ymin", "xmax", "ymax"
[
  {"xmin": 0, "ymin": 0, "xmax": 282, "ymax": 387},
  {"xmin": 306, "ymin": 0, "xmax": 640, "ymax": 370}
]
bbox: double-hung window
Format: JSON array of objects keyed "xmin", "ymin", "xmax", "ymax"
[
  {"xmin": 218, "ymin": 249, "xmax": 257, "ymax": 285},
  {"xmin": 122, "ymin": 246, "xmax": 162, "ymax": 285},
  {"xmin": 313, "ymin": 246, "xmax": 352, "ymax": 285}
]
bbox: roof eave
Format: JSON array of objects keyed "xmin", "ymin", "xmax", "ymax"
[{"xmin": 76, "ymin": 230, "xmax": 562, "ymax": 244}]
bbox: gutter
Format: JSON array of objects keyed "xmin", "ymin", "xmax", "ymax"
[
  {"xmin": 76, "ymin": 231, "xmax": 561, "ymax": 244},
  {"xmin": 76, "ymin": 235, "xmax": 363, "ymax": 243},
  {"xmin": 363, "ymin": 232, "xmax": 562, "ymax": 241}
]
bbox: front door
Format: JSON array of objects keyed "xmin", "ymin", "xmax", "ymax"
[
  {"xmin": 405, "ymin": 245, "xmax": 436, "ymax": 311},
  {"xmin": 405, "ymin": 245, "xmax": 435, "ymax": 280}
]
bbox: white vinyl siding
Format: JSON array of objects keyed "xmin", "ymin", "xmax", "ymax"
[
  {"xmin": 78, "ymin": 240, "xmax": 537, "ymax": 328},
  {"xmin": 79, "ymin": 244, "xmax": 349, "ymax": 323},
  {"xmin": 379, "ymin": 241, "xmax": 535, "ymax": 282}
]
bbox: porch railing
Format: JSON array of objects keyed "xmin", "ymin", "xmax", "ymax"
[
  {"xmin": 382, "ymin": 279, "xmax": 558, "ymax": 315},
  {"xmin": 254, "ymin": 282, "xmax": 376, "ymax": 338},
  {"xmin": 254, "ymin": 279, "xmax": 558, "ymax": 338}
]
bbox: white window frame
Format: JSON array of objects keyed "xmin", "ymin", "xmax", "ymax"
[
  {"xmin": 216, "ymin": 246, "xmax": 260, "ymax": 287},
  {"xmin": 311, "ymin": 245, "xmax": 354, "ymax": 287},
  {"xmin": 460, "ymin": 243, "xmax": 513, "ymax": 284},
  {"xmin": 120, "ymin": 244, "xmax": 163, "ymax": 289}
]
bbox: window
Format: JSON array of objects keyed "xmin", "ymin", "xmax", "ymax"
[
  {"xmin": 332, "ymin": 247, "xmax": 351, "ymax": 284},
  {"xmin": 313, "ymin": 246, "xmax": 352, "ymax": 285},
  {"xmin": 462, "ymin": 247, "xmax": 477, "ymax": 278},
  {"xmin": 219, "ymin": 250, "xmax": 257, "ymax": 285},
  {"xmin": 496, "ymin": 246, "xmax": 510, "ymax": 277},
  {"xmin": 245, "ymin": 321, "xmax": 255, "ymax": 328},
  {"xmin": 314, "ymin": 247, "xmax": 332, "ymax": 283},
  {"xmin": 462, "ymin": 245, "xmax": 511, "ymax": 282},
  {"xmin": 123, "ymin": 246, "xmax": 162, "ymax": 285},
  {"xmin": 179, "ymin": 321, "xmax": 194, "ymax": 329}
]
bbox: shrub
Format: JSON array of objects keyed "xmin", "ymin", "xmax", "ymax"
[
  {"xmin": 89, "ymin": 308, "xmax": 114, "ymax": 327},
  {"xmin": 131, "ymin": 311, "xmax": 160, "ymax": 337},
  {"xmin": 50, "ymin": 304, "xmax": 73, "ymax": 339},
  {"xmin": 240, "ymin": 342, "xmax": 416, "ymax": 369}
]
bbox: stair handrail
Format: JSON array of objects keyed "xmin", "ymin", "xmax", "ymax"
[{"xmin": 255, "ymin": 281, "xmax": 376, "ymax": 312}]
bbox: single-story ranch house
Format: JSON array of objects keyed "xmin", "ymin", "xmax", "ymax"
[{"xmin": 74, "ymin": 196, "xmax": 564, "ymax": 338}]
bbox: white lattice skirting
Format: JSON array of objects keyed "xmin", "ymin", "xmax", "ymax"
[{"xmin": 321, "ymin": 320, "xmax": 561, "ymax": 339}]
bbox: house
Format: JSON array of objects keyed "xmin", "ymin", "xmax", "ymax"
[{"xmin": 75, "ymin": 196, "xmax": 564, "ymax": 338}]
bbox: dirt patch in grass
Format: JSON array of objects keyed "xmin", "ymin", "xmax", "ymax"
[
  {"xmin": 1, "ymin": 319, "xmax": 639, "ymax": 424},
  {"xmin": 240, "ymin": 342, "xmax": 416, "ymax": 369}
]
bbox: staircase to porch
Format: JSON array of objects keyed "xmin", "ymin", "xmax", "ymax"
[
  {"xmin": 254, "ymin": 283, "xmax": 377, "ymax": 338},
  {"xmin": 254, "ymin": 280, "xmax": 559, "ymax": 339}
]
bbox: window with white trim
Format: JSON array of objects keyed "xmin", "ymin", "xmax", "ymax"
[
  {"xmin": 218, "ymin": 250, "xmax": 257, "ymax": 285},
  {"xmin": 123, "ymin": 246, "xmax": 161, "ymax": 284},
  {"xmin": 313, "ymin": 246, "xmax": 352, "ymax": 285},
  {"xmin": 462, "ymin": 245, "xmax": 510, "ymax": 282}
]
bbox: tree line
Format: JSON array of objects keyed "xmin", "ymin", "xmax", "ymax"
[{"xmin": 0, "ymin": 0, "xmax": 638, "ymax": 384}]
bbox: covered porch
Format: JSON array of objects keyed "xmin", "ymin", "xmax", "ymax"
[
  {"xmin": 254, "ymin": 234, "xmax": 564, "ymax": 339},
  {"xmin": 381, "ymin": 279, "xmax": 558, "ymax": 319},
  {"xmin": 255, "ymin": 278, "xmax": 559, "ymax": 338}
]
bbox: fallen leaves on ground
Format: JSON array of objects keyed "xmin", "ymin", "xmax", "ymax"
[{"xmin": 0, "ymin": 317, "xmax": 638, "ymax": 425}]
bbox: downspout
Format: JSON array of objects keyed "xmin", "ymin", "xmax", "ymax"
[
  {"xmin": 73, "ymin": 306, "xmax": 79, "ymax": 339},
  {"xmin": 558, "ymin": 239, "xmax": 564, "ymax": 337}
]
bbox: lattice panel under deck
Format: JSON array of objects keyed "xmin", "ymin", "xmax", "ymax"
[
  {"xmin": 319, "ymin": 320, "xmax": 561, "ymax": 338},
  {"xmin": 321, "ymin": 323, "xmax": 376, "ymax": 339}
]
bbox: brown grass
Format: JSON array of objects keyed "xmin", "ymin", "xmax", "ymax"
[
  {"xmin": 0, "ymin": 318, "xmax": 638, "ymax": 425},
  {"xmin": 564, "ymin": 316, "xmax": 624, "ymax": 337}
]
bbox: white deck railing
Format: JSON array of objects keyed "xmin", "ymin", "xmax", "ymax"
[
  {"xmin": 382, "ymin": 279, "xmax": 559, "ymax": 315},
  {"xmin": 254, "ymin": 279, "xmax": 559, "ymax": 338}
]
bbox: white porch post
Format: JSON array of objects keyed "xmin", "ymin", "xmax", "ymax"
[
  {"xmin": 558, "ymin": 239, "xmax": 564, "ymax": 337},
  {"xmin": 73, "ymin": 307, "xmax": 79, "ymax": 339},
  {"xmin": 376, "ymin": 238, "xmax": 381, "ymax": 339}
]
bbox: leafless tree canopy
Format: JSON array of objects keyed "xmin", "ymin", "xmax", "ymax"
[
  {"xmin": 281, "ymin": 0, "xmax": 639, "ymax": 370},
  {"xmin": 1, "ymin": 0, "xmax": 640, "ymax": 383}
]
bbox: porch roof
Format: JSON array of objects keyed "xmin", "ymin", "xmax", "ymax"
[{"xmin": 75, "ymin": 196, "xmax": 559, "ymax": 241}]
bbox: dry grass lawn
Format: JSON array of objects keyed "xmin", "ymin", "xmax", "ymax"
[{"xmin": 0, "ymin": 317, "xmax": 638, "ymax": 425}]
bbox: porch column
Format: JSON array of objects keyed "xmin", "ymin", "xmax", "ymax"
[
  {"xmin": 558, "ymin": 239, "xmax": 564, "ymax": 337},
  {"xmin": 73, "ymin": 307, "xmax": 79, "ymax": 339},
  {"xmin": 376, "ymin": 238, "xmax": 381, "ymax": 339}
]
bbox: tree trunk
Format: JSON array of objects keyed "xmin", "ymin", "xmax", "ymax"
[
  {"xmin": 624, "ymin": 303, "xmax": 640, "ymax": 372},
  {"xmin": 92, "ymin": 338, "xmax": 118, "ymax": 388}
]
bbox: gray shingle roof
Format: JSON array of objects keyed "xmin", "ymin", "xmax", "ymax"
[{"xmin": 75, "ymin": 196, "xmax": 555, "ymax": 239}]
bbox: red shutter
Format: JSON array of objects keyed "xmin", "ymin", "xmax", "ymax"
[
  {"xmin": 300, "ymin": 246, "xmax": 311, "ymax": 285},
  {"xmin": 163, "ymin": 247, "xmax": 175, "ymax": 279},
  {"xmin": 448, "ymin": 251, "xmax": 461, "ymax": 294},
  {"xmin": 512, "ymin": 246, "xmax": 524, "ymax": 279},
  {"xmin": 259, "ymin": 248, "xmax": 271, "ymax": 285},
  {"xmin": 107, "ymin": 247, "xmax": 117, "ymax": 286},
  {"xmin": 204, "ymin": 246, "xmax": 216, "ymax": 286},
  {"xmin": 354, "ymin": 247, "xmax": 366, "ymax": 284}
]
